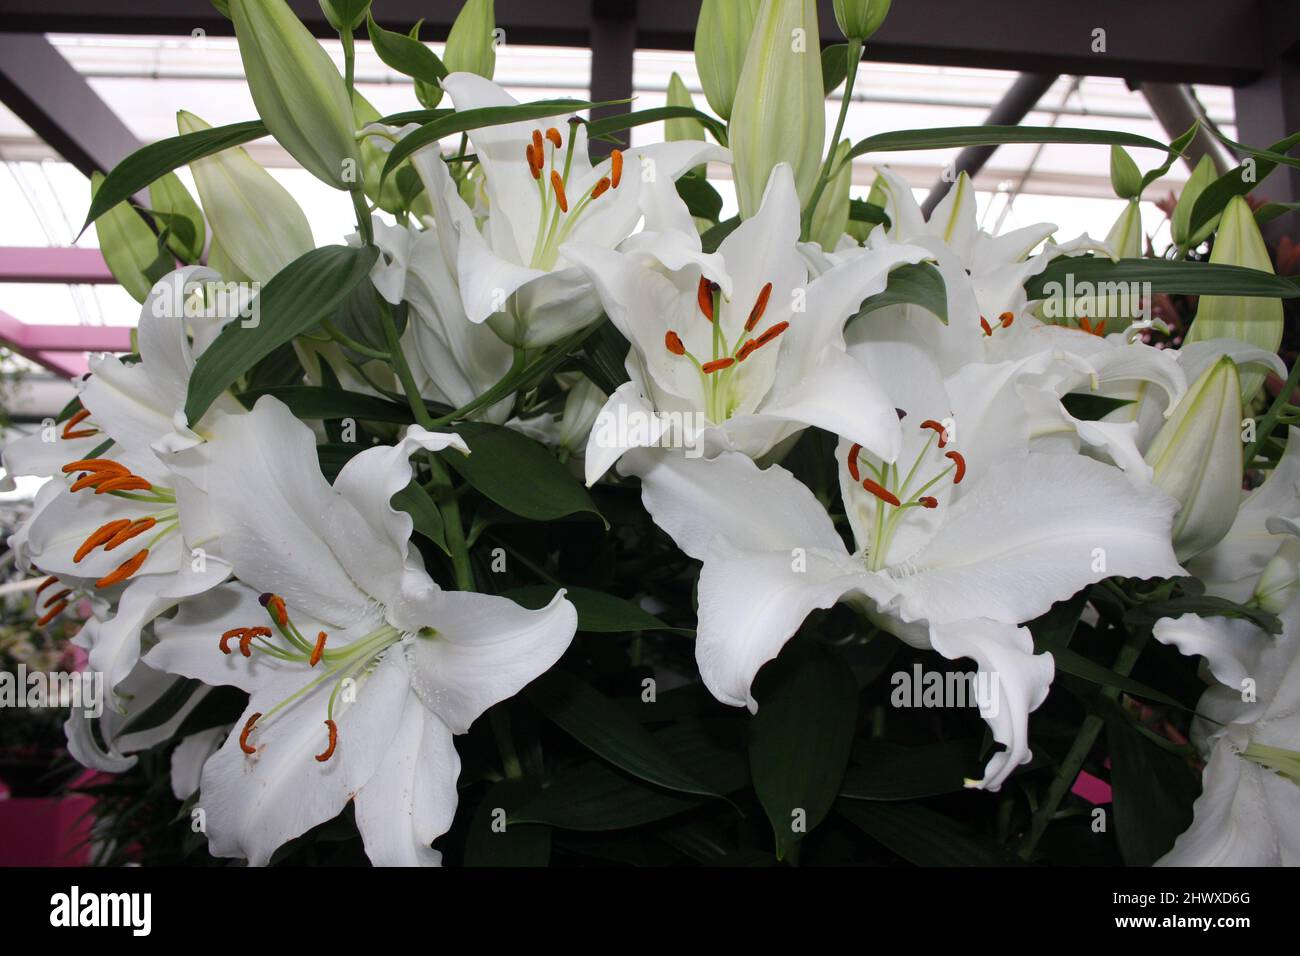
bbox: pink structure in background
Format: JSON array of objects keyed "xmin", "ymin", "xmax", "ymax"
[{"xmin": 0, "ymin": 246, "xmax": 130, "ymax": 377}]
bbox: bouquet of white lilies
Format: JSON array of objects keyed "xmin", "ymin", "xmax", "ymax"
[{"xmin": 7, "ymin": 0, "xmax": 1300, "ymax": 868}]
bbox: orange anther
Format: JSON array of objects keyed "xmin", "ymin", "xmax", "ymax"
[
  {"xmin": 74, "ymin": 519, "xmax": 133, "ymax": 562},
  {"xmin": 310, "ymin": 632, "xmax": 327, "ymax": 668},
  {"xmin": 104, "ymin": 517, "xmax": 157, "ymax": 551},
  {"xmin": 34, "ymin": 575, "xmax": 58, "ymax": 596},
  {"xmin": 220, "ymin": 628, "xmax": 245, "ymax": 655},
  {"xmin": 980, "ymin": 317, "xmax": 993, "ymax": 336},
  {"xmin": 61, "ymin": 459, "xmax": 126, "ymax": 476},
  {"xmin": 240, "ymin": 712, "xmax": 261, "ymax": 754},
  {"xmin": 590, "ymin": 176, "xmax": 612, "ymax": 199},
  {"xmin": 545, "ymin": 127, "xmax": 562, "ymax": 149},
  {"xmin": 701, "ymin": 358, "xmax": 735, "ymax": 374},
  {"xmin": 531, "ymin": 129, "xmax": 543, "ymax": 154},
  {"xmin": 861, "ymin": 478, "xmax": 901, "ymax": 507},
  {"xmin": 93, "ymin": 475, "xmax": 152, "ymax": 495},
  {"xmin": 665, "ymin": 330, "xmax": 685, "ymax": 355},
  {"xmin": 44, "ymin": 588, "xmax": 71, "ymax": 608},
  {"xmin": 35, "ymin": 601, "xmax": 67, "ymax": 627},
  {"xmin": 697, "ymin": 276, "xmax": 716, "ymax": 321},
  {"xmin": 745, "ymin": 282, "xmax": 773, "ymax": 333},
  {"xmin": 315, "ymin": 719, "xmax": 338, "ymax": 762},
  {"xmin": 1000, "ymin": 311, "xmax": 1014, "ymax": 328},
  {"xmin": 945, "ymin": 450, "xmax": 967, "ymax": 484},
  {"xmin": 919, "ymin": 496, "xmax": 939, "ymax": 509},
  {"xmin": 755, "ymin": 321, "xmax": 789, "ymax": 346},
  {"xmin": 94, "ymin": 549, "xmax": 149, "ymax": 589},
  {"xmin": 70, "ymin": 472, "xmax": 114, "ymax": 493},
  {"xmin": 610, "ymin": 149, "xmax": 623, "ymax": 188},
  {"xmin": 919, "ymin": 419, "xmax": 949, "ymax": 448},
  {"xmin": 550, "ymin": 171, "xmax": 569, "ymax": 212},
  {"xmin": 62, "ymin": 409, "xmax": 94, "ymax": 439},
  {"xmin": 846, "ymin": 443, "xmax": 863, "ymax": 483}
]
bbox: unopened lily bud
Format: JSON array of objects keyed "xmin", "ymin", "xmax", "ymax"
[
  {"xmin": 1185, "ymin": 196, "xmax": 1283, "ymax": 399},
  {"xmin": 1171, "ymin": 154, "xmax": 1221, "ymax": 251},
  {"xmin": 730, "ymin": 0, "xmax": 825, "ymax": 218},
  {"xmin": 229, "ymin": 0, "xmax": 361, "ymax": 190},
  {"xmin": 179, "ymin": 110, "xmax": 314, "ymax": 282},
  {"xmin": 832, "ymin": 0, "xmax": 892, "ymax": 41},
  {"xmin": 1255, "ymin": 536, "xmax": 1300, "ymax": 614},
  {"xmin": 809, "ymin": 139, "xmax": 852, "ymax": 249},
  {"xmin": 559, "ymin": 376, "xmax": 607, "ymax": 453},
  {"xmin": 443, "ymin": 0, "xmax": 497, "ymax": 80},
  {"xmin": 1105, "ymin": 199, "xmax": 1144, "ymax": 259},
  {"xmin": 694, "ymin": 0, "xmax": 761, "ymax": 121},
  {"xmin": 1109, "ymin": 145, "xmax": 1143, "ymax": 201},
  {"xmin": 1145, "ymin": 356, "xmax": 1243, "ymax": 560},
  {"xmin": 319, "ymin": 0, "xmax": 372, "ymax": 33},
  {"xmin": 91, "ymin": 172, "xmax": 167, "ymax": 304}
]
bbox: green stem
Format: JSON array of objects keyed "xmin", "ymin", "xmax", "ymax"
[
  {"xmin": 1244, "ymin": 355, "xmax": 1300, "ymax": 468},
  {"xmin": 801, "ymin": 38, "xmax": 862, "ymax": 240},
  {"xmin": 341, "ymin": 28, "xmax": 356, "ymax": 98},
  {"xmin": 379, "ymin": 299, "xmax": 475, "ymax": 591},
  {"xmin": 351, "ymin": 187, "xmax": 374, "ymax": 246},
  {"xmin": 1018, "ymin": 616, "xmax": 1149, "ymax": 860},
  {"xmin": 321, "ymin": 319, "xmax": 389, "ymax": 361},
  {"xmin": 489, "ymin": 706, "xmax": 525, "ymax": 781}
]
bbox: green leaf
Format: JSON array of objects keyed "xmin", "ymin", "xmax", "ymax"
[
  {"xmin": 1138, "ymin": 123, "xmax": 1199, "ymax": 193},
  {"xmin": 464, "ymin": 781, "xmax": 552, "ymax": 866},
  {"xmin": 1255, "ymin": 201, "xmax": 1300, "ymax": 227},
  {"xmin": 1059, "ymin": 392, "xmax": 1136, "ymax": 421},
  {"xmin": 1051, "ymin": 645, "xmax": 1188, "ymax": 710},
  {"xmin": 837, "ymin": 800, "xmax": 1024, "ymax": 865},
  {"xmin": 840, "ymin": 739, "xmax": 981, "ymax": 801},
  {"xmin": 1027, "ymin": 256, "xmax": 1300, "ymax": 300},
  {"xmin": 701, "ymin": 216, "xmax": 740, "ymax": 253},
  {"xmin": 391, "ymin": 480, "xmax": 448, "ymax": 554},
  {"xmin": 1106, "ymin": 713, "xmax": 1198, "ymax": 866},
  {"xmin": 676, "ymin": 172, "xmax": 723, "ymax": 222},
  {"xmin": 445, "ymin": 421, "xmax": 604, "ymax": 524},
  {"xmin": 586, "ymin": 106, "xmax": 726, "ymax": 145},
  {"xmin": 503, "ymin": 585, "xmax": 689, "ymax": 634},
  {"xmin": 1189, "ymin": 131, "xmax": 1300, "ymax": 238},
  {"xmin": 853, "ymin": 261, "xmax": 948, "ymax": 323},
  {"xmin": 526, "ymin": 669, "xmax": 721, "ymax": 798},
  {"xmin": 510, "ymin": 761, "xmax": 703, "ymax": 831},
  {"xmin": 236, "ymin": 385, "xmax": 414, "ymax": 423},
  {"xmin": 579, "ymin": 318, "xmax": 631, "ymax": 395},
  {"xmin": 82, "ymin": 120, "xmax": 267, "ymax": 233},
  {"xmin": 382, "ymin": 100, "xmax": 596, "ymax": 184},
  {"xmin": 849, "ymin": 197, "xmax": 890, "ymax": 229},
  {"xmin": 847, "ymin": 125, "xmax": 1172, "ymax": 164},
  {"xmin": 366, "ymin": 13, "xmax": 446, "ymax": 87},
  {"xmin": 184, "ymin": 244, "xmax": 378, "ymax": 424},
  {"xmin": 90, "ymin": 172, "xmax": 172, "ymax": 304},
  {"xmin": 821, "ymin": 42, "xmax": 851, "ymax": 95},
  {"xmin": 749, "ymin": 650, "xmax": 859, "ymax": 858}
]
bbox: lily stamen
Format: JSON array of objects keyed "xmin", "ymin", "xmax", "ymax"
[
  {"xmin": 550, "ymin": 170, "xmax": 569, "ymax": 213},
  {"xmin": 862, "ymin": 478, "xmax": 902, "ymax": 507},
  {"xmin": 945, "ymin": 450, "xmax": 967, "ymax": 484},
  {"xmin": 103, "ymin": 517, "xmax": 157, "ymax": 551},
  {"xmin": 93, "ymin": 475, "xmax": 153, "ymax": 495},
  {"xmin": 315, "ymin": 719, "xmax": 339, "ymax": 762},
  {"xmin": 701, "ymin": 358, "xmax": 734, "ymax": 374},
  {"xmin": 240, "ymin": 712, "xmax": 261, "ymax": 754},
  {"xmin": 745, "ymin": 283, "xmax": 774, "ymax": 332},
  {"xmin": 846, "ymin": 443, "xmax": 863, "ymax": 482},
  {"xmin": 36, "ymin": 601, "xmax": 68, "ymax": 627},
  {"xmin": 94, "ymin": 549, "xmax": 149, "ymax": 588},
  {"xmin": 697, "ymin": 277, "xmax": 717, "ymax": 322},
  {"xmin": 74, "ymin": 519, "xmax": 133, "ymax": 562},
  {"xmin": 920, "ymin": 420, "xmax": 949, "ymax": 447},
  {"xmin": 610, "ymin": 149, "xmax": 623, "ymax": 188},
  {"xmin": 310, "ymin": 632, "xmax": 328, "ymax": 667},
  {"xmin": 34, "ymin": 575, "xmax": 58, "ymax": 596}
]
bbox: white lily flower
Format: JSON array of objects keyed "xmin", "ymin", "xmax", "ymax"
[
  {"xmin": 567, "ymin": 163, "xmax": 931, "ymax": 484},
  {"xmin": 369, "ymin": 211, "xmax": 515, "ymax": 423},
  {"xmin": 144, "ymin": 396, "xmax": 578, "ymax": 866},
  {"xmin": 433, "ymin": 72, "xmax": 731, "ymax": 348},
  {"xmin": 13, "ymin": 268, "xmax": 244, "ymax": 699},
  {"xmin": 620, "ymin": 338, "xmax": 1184, "ymax": 789},
  {"xmin": 1153, "ymin": 600, "xmax": 1300, "ymax": 865}
]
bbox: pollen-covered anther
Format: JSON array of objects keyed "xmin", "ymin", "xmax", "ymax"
[
  {"xmin": 1000, "ymin": 311, "xmax": 1014, "ymax": 328},
  {"xmin": 754, "ymin": 321, "xmax": 789, "ymax": 347},
  {"xmin": 70, "ymin": 472, "xmax": 115, "ymax": 493},
  {"xmin": 919, "ymin": 496, "xmax": 939, "ymax": 509},
  {"xmin": 545, "ymin": 126, "xmax": 562, "ymax": 149},
  {"xmin": 531, "ymin": 129, "xmax": 543, "ymax": 154},
  {"xmin": 240, "ymin": 712, "xmax": 261, "ymax": 755},
  {"xmin": 745, "ymin": 282, "xmax": 773, "ymax": 332},
  {"xmin": 980, "ymin": 317, "xmax": 994, "ymax": 336},
  {"xmin": 945, "ymin": 450, "xmax": 967, "ymax": 484},
  {"xmin": 697, "ymin": 277, "xmax": 717, "ymax": 322},
  {"xmin": 34, "ymin": 575, "xmax": 58, "ymax": 596},
  {"xmin": 93, "ymin": 475, "xmax": 153, "ymax": 495},
  {"xmin": 310, "ymin": 632, "xmax": 328, "ymax": 667},
  {"xmin": 846, "ymin": 443, "xmax": 863, "ymax": 482},
  {"xmin": 44, "ymin": 588, "xmax": 71, "ymax": 608},
  {"xmin": 919, "ymin": 419, "xmax": 949, "ymax": 447},
  {"xmin": 701, "ymin": 358, "xmax": 734, "ymax": 374},
  {"xmin": 104, "ymin": 517, "xmax": 157, "ymax": 551},
  {"xmin": 610, "ymin": 149, "xmax": 623, "ymax": 188},
  {"xmin": 219, "ymin": 628, "xmax": 246, "ymax": 655},
  {"xmin": 550, "ymin": 171, "xmax": 569, "ymax": 213},
  {"xmin": 61, "ymin": 408, "xmax": 97, "ymax": 440},
  {"xmin": 36, "ymin": 601, "xmax": 67, "ymax": 627},
  {"xmin": 590, "ymin": 176, "xmax": 612, "ymax": 199},
  {"xmin": 94, "ymin": 549, "xmax": 149, "ymax": 589},
  {"xmin": 665, "ymin": 330, "xmax": 685, "ymax": 355},
  {"xmin": 74, "ymin": 519, "xmax": 133, "ymax": 562},
  {"xmin": 61, "ymin": 458, "xmax": 127, "ymax": 476},
  {"xmin": 315, "ymin": 719, "xmax": 338, "ymax": 762},
  {"xmin": 239, "ymin": 626, "xmax": 272, "ymax": 658},
  {"xmin": 259, "ymin": 592, "xmax": 289, "ymax": 628},
  {"xmin": 862, "ymin": 478, "xmax": 901, "ymax": 507},
  {"xmin": 525, "ymin": 143, "xmax": 541, "ymax": 179}
]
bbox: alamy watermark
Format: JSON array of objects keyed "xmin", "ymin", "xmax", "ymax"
[
  {"xmin": 149, "ymin": 273, "xmax": 261, "ymax": 328},
  {"xmin": 1040, "ymin": 275, "xmax": 1154, "ymax": 325},
  {"xmin": 891, "ymin": 663, "xmax": 1000, "ymax": 718},
  {"xmin": 0, "ymin": 664, "xmax": 102, "ymax": 718},
  {"xmin": 589, "ymin": 406, "xmax": 709, "ymax": 458}
]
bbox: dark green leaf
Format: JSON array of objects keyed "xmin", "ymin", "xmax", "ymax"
[
  {"xmin": 849, "ymin": 197, "xmax": 890, "ymax": 229},
  {"xmin": 503, "ymin": 585, "xmax": 689, "ymax": 634},
  {"xmin": 837, "ymin": 799, "xmax": 1024, "ymax": 865},
  {"xmin": 1255, "ymin": 201, "xmax": 1300, "ymax": 227},
  {"xmin": 586, "ymin": 106, "xmax": 726, "ymax": 145},
  {"xmin": 366, "ymin": 13, "xmax": 446, "ymax": 87},
  {"xmin": 1106, "ymin": 713, "xmax": 1198, "ymax": 866},
  {"xmin": 676, "ymin": 172, "xmax": 723, "ymax": 222},
  {"xmin": 464, "ymin": 781, "xmax": 552, "ymax": 866},
  {"xmin": 526, "ymin": 669, "xmax": 720, "ymax": 798},
  {"xmin": 840, "ymin": 739, "xmax": 980, "ymax": 801},
  {"xmin": 446, "ymin": 421, "xmax": 604, "ymax": 524},
  {"xmin": 1060, "ymin": 393, "xmax": 1136, "ymax": 421},
  {"xmin": 749, "ymin": 650, "xmax": 859, "ymax": 858},
  {"xmin": 509, "ymin": 761, "xmax": 702, "ymax": 831},
  {"xmin": 1051, "ymin": 645, "xmax": 1187, "ymax": 710},
  {"xmin": 236, "ymin": 385, "xmax": 413, "ymax": 423},
  {"xmin": 82, "ymin": 121, "xmax": 267, "ymax": 232},
  {"xmin": 1189, "ymin": 131, "xmax": 1300, "ymax": 238},
  {"xmin": 579, "ymin": 318, "xmax": 631, "ymax": 394},
  {"xmin": 821, "ymin": 43, "xmax": 851, "ymax": 95},
  {"xmin": 853, "ymin": 261, "xmax": 948, "ymax": 323},
  {"xmin": 118, "ymin": 677, "xmax": 203, "ymax": 736},
  {"xmin": 391, "ymin": 480, "xmax": 448, "ymax": 554},
  {"xmin": 701, "ymin": 216, "xmax": 740, "ymax": 253},
  {"xmin": 1027, "ymin": 256, "xmax": 1300, "ymax": 300},
  {"xmin": 847, "ymin": 126, "xmax": 1172, "ymax": 163},
  {"xmin": 184, "ymin": 245, "xmax": 379, "ymax": 424}
]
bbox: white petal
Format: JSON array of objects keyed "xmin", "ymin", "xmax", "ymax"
[
  {"xmin": 170, "ymin": 727, "xmax": 226, "ymax": 801},
  {"xmin": 618, "ymin": 448, "xmax": 847, "ymax": 559},
  {"xmin": 583, "ymin": 383, "xmax": 671, "ymax": 486},
  {"xmin": 354, "ymin": 698, "xmax": 459, "ymax": 866},
  {"xmin": 928, "ymin": 619, "xmax": 1054, "ymax": 790},
  {"xmin": 697, "ymin": 539, "xmax": 878, "ymax": 711},
  {"xmin": 1152, "ymin": 613, "xmax": 1271, "ymax": 692}
]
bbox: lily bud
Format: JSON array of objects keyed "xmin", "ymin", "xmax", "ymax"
[
  {"xmin": 665, "ymin": 72, "xmax": 705, "ymax": 142},
  {"xmin": 1255, "ymin": 536, "xmax": 1300, "ymax": 614},
  {"xmin": 148, "ymin": 172, "xmax": 206, "ymax": 264},
  {"xmin": 91, "ymin": 172, "xmax": 168, "ymax": 304},
  {"xmin": 730, "ymin": 0, "xmax": 826, "ymax": 218},
  {"xmin": 1185, "ymin": 196, "xmax": 1283, "ymax": 399},
  {"xmin": 229, "ymin": 0, "xmax": 361, "ymax": 190},
  {"xmin": 319, "ymin": 0, "xmax": 372, "ymax": 33},
  {"xmin": 559, "ymin": 376, "xmax": 607, "ymax": 454},
  {"xmin": 694, "ymin": 0, "xmax": 761, "ymax": 122},
  {"xmin": 1109, "ymin": 145, "xmax": 1143, "ymax": 200},
  {"xmin": 179, "ymin": 110, "xmax": 314, "ymax": 282},
  {"xmin": 832, "ymin": 0, "xmax": 892, "ymax": 41},
  {"xmin": 1145, "ymin": 356, "xmax": 1244, "ymax": 560},
  {"xmin": 1105, "ymin": 199, "xmax": 1144, "ymax": 259},
  {"xmin": 1171, "ymin": 154, "xmax": 1221, "ymax": 251},
  {"xmin": 809, "ymin": 139, "xmax": 851, "ymax": 249},
  {"xmin": 443, "ymin": 0, "xmax": 497, "ymax": 79}
]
